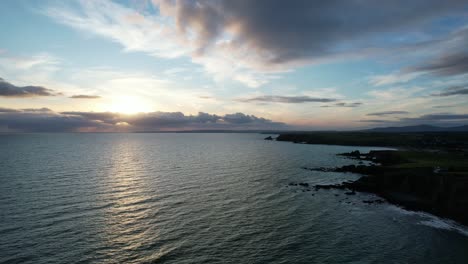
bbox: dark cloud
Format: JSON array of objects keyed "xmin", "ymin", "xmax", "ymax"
[
  {"xmin": 358, "ymin": 119, "xmax": 389, "ymax": 123},
  {"xmin": 0, "ymin": 109, "xmax": 286, "ymax": 132},
  {"xmin": 61, "ymin": 111, "xmax": 122, "ymax": 124},
  {"xmin": 358, "ymin": 112, "xmax": 468, "ymax": 126},
  {"xmin": 223, "ymin": 113, "xmax": 270, "ymax": 124},
  {"xmin": 431, "ymin": 85, "xmax": 468, "ymax": 96},
  {"xmin": 367, "ymin": 111, "xmax": 409, "ymax": 116},
  {"xmin": 400, "ymin": 113, "xmax": 468, "ymax": 122},
  {"xmin": 127, "ymin": 112, "xmax": 214, "ymax": 127},
  {"xmin": 0, "ymin": 107, "xmax": 21, "ymax": 113},
  {"xmin": 322, "ymin": 102, "xmax": 362, "ymax": 108},
  {"xmin": 335, "ymin": 102, "xmax": 362, "ymax": 107},
  {"xmin": 0, "ymin": 110, "xmax": 105, "ymax": 132},
  {"xmin": 236, "ymin": 95, "xmax": 336, "ymax": 104},
  {"xmin": 21, "ymin": 108, "xmax": 53, "ymax": 113},
  {"xmin": 69, "ymin": 95, "xmax": 102, "ymax": 99},
  {"xmin": 0, "ymin": 78, "xmax": 61, "ymax": 97},
  {"xmin": 157, "ymin": 0, "xmax": 467, "ymax": 66},
  {"xmin": 407, "ymin": 51, "xmax": 468, "ymax": 76}
]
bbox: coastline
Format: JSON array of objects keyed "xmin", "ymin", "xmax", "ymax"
[{"xmin": 272, "ymin": 132, "xmax": 468, "ymax": 226}]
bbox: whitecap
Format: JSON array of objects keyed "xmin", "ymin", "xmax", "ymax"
[{"xmin": 386, "ymin": 205, "xmax": 468, "ymax": 237}]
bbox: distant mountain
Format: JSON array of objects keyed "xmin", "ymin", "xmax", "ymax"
[{"xmin": 363, "ymin": 124, "xmax": 468, "ymax": 133}]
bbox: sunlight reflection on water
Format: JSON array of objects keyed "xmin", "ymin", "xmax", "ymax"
[{"xmin": 0, "ymin": 133, "xmax": 467, "ymax": 263}]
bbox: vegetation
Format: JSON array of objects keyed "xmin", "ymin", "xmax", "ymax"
[
  {"xmin": 276, "ymin": 132, "xmax": 468, "ymax": 149},
  {"xmin": 276, "ymin": 132, "xmax": 468, "ymax": 225}
]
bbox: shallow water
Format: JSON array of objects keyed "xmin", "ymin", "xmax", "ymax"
[{"xmin": 0, "ymin": 133, "xmax": 467, "ymax": 263}]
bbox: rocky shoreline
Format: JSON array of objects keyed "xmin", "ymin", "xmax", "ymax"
[{"xmin": 302, "ymin": 150, "xmax": 468, "ymax": 226}]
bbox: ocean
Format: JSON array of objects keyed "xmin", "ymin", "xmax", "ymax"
[{"xmin": 1, "ymin": 133, "xmax": 467, "ymax": 263}]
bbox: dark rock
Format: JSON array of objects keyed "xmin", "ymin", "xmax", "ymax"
[
  {"xmin": 302, "ymin": 167, "xmax": 335, "ymax": 172},
  {"xmin": 264, "ymin": 136, "xmax": 274, "ymax": 140},
  {"xmin": 338, "ymin": 150, "xmax": 361, "ymax": 158},
  {"xmin": 298, "ymin": 145, "xmax": 468, "ymax": 225},
  {"xmin": 363, "ymin": 199, "xmax": 385, "ymax": 204}
]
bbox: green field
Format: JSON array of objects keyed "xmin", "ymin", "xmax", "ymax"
[
  {"xmin": 393, "ymin": 151, "xmax": 468, "ymax": 170},
  {"xmin": 276, "ymin": 132, "xmax": 468, "ymax": 149}
]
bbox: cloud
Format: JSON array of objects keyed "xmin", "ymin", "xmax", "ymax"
[
  {"xmin": 0, "ymin": 53, "xmax": 60, "ymax": 70},
  {"xmin": 0, "ymin": 107, "xmax": 21, "ymax": 113},
  {"xmin": 21, "ymin": 108, "xmax": 53, "ymax": 113},
  {"xmin": 369, "ymin": 72, "xmax": 422, "ymax": 86},
  {"xmin": 222, "ymin": 112, "xmax": 271, "ymax": 124},
  {"xmin": 0, "ymin": 78, "xmax": 61, "ymax": 97},
  {"xmin": 367, "ymin": 86, "xmax": 424, "ymax": 100},
  {"xmin": 407, "ymin": 51, "xmax": 468, "ymax": 76},
  {"xmin": 45, "ymin": 0, "xmax": 468, "ymax": 87},
  {"xmin": 156, "ymin": 0, "xmax": 466, "ymax": 64},
  {"xmin": 431, "ymin": 85, "xmax": 468, "ymax": 96},
  {"xmin": 372, "ymin": 29, "xmax": 468, "ymax": 83},
  {"xmin": 0, "ymin": 109, "xmax": 105, "ymax": 132},
  {"xmin": 432, "ymin": 103, "xmax": 463, "ymax": 109},
  {"xmin": 60, "ymin": 111, "xmax": 121, "ymax": 124},
  {"xmin": 320, "ymin": 102, "xmax": 362, "ymax": 108},
  {"xmin": 400, "ymin": 113, "xmax": 468, "ymax": 122},
  {"xmin": 236, "ymin": 95, "xmax": 337, "ymax": 104},
  {"xmin": 45, "ymin": 0, "xmax": 187, "ymax": 58},
  {"xmin": 69, "ymin": 94, "xmax": 102, "ymax": 99},
  {"xmin": 0, "ymin": 108, "xmax": 287, "ymax": 132},
  {"xmin": 358, "ymin": 112, "xmax": 468, "ymax": 126},
  {"xmin": 357, "ymin": 119, "xmax": 389, "ymax": 123},
  {"xmin": 367, "ymin": 111, "xmax": 409, "ymax": 116}
]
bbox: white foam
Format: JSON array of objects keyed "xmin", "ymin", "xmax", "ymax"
[
  {"xmin": 386, "ymin": 205, "xmax": 468, "ymax": 237},
  {"xmin": 418, "ymin": 218, "xmax": 468, "ymax": 237}
]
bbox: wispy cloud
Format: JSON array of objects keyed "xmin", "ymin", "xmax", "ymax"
[
  {"xmin": 45, "ymin": 0, "xmax": 187, "ymax": 58},
  {"xmin": 69, "ymin": 94, "xmax": 101, "ymax": 99},
  {"xmin": 236, "ymin": 95, "xmax": 337, "ymax": 104},
  {"xmin": 334, "ymin": 102, "xmax": 362, "ymax": 108},
  {"xmin": 368, "ymin": 72, "xmax": 421, "ymax": 86},
  {"xmin": 367, "ymin": 86, "xmax": 425, "ymax": 100},
  {"xmin": 432, "ymin": 103, "xmax": 464, "ymax": 109},
  {"xmin": 401, "ymin": 113, "xmax": 468, "ymax": 122},
  {"xmin": 431, "ymin": 85, "xmax": 468, "ymax": 96},
  {"xmin": 407, "ymin": 50, "xmax": 468, "ymax": 77},
  {"xmin": 0, "ymin": 53, "xmax": 59, "ymax": 70},
  {"xmin": 320, "ymin": 102, "xmax": 362, "ymax": 108},
  {"xmin": 359, "ymin": 112, "xmax": 468, "ymax": 126},
  {"xmin": 367, "ymin": 111, "xmax": 409, "ymax": 116},
  {"xmin": 357, "ymin": 119, "xmax": 390, "ymax": 123},
  {"xmin": 44, "ymin": 0, "xmax": 468, "ymax": 88}
]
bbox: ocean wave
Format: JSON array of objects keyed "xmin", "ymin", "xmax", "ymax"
[{"xmin": 387, "ymin": 205, "xmax": 468, "ymax": 237}]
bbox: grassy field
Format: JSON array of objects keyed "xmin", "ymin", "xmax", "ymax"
[
  {"xmin": 393, "ymin": 151, "xmax": 468, "ymax": 170},
  {"xmin": 276, "ymin": 131, "xmax": 468, "ymax": 149},
  {"xmin": 280, "ymin": 132, "xmax": 468, "ymax": 224}
]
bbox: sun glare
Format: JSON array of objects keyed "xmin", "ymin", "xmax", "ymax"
[{"xmin": 105, "ymin": 96, "xmax": 154, "ymax": 114}]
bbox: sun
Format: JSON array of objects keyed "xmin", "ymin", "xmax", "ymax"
[{"xmin": 105, "ymin": 95, "xmax": 154, "ymax": 114}]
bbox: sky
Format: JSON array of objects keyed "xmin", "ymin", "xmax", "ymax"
[{"xmin": 1, "ymin": 0, "xmax": 468, "ymax": 132}]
